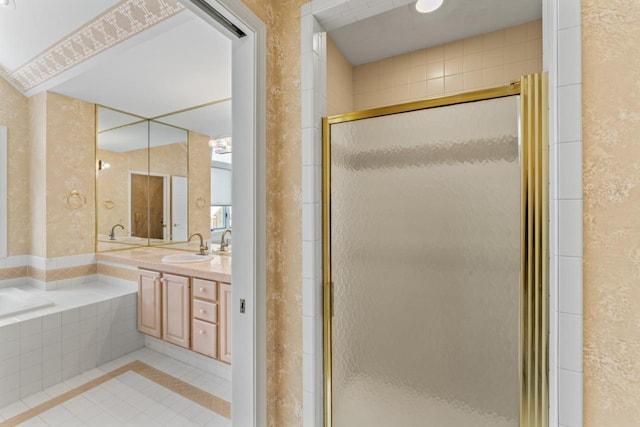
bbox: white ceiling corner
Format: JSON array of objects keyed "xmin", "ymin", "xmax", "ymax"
[{"xmin": 0, "ymin": 0, "xmax": 233, "ymax": 143}]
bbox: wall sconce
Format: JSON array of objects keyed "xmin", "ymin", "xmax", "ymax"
[
  {"xmin": 97, "ymin": 160, "xmax": 111, "ymax": 171},
  {"xmin": 209, "ymin": 136, "xmax": 232, "ymax": 154}
]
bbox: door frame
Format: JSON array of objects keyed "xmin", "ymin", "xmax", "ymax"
[{"xmin": 182, "ymin": 1, "xmax": 267, "ymax": 425}]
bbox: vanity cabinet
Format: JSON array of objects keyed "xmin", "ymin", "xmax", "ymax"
[
  {"xmin": 192, "ymin": 278, "xmax": 218, "ymax": 358},
  {"xmin": 161, "ymin": 273, "xmax": 191, "ymax": 348},
  {"xmin": 138, "ymin": 270, "xmax": 162, "ymax": 338},
  {"xmin": 219, "ymin": 283, "xmax": 232, "ymax": 364},
  {"xmin": 138, "ymin": 269, "xmax": 190, "ymax": 349},
  {"xmin": 137, "ymin": 268, "xmax": 231, "ymax": 363}
]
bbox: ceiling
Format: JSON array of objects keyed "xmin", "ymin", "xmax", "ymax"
[
  {"xmin": 0, "ymin": 0, "xmax": 232, "ymax": 145},
  {"xmin": 329, "ymin": 0, "xmax": 542, "ymax": 65}
]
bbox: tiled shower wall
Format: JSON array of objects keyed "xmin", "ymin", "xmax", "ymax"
[
  {"xmin": 351, "ymin": 20, "xmax": 542, "ymax": 110},
  {"xmin": 0, "ymin": 292, "xmax": 144, "ymax": 408}
]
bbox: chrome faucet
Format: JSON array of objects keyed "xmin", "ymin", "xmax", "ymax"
[
  {"xmin": 109, "ymin": 224, "xmax": 124, "ymax": 240},
  {"xmin": 220, "ymin": 229, "xmax": 232, "ymax": 252},
  {"xmin": 188, "ymin": 233, "xmax": 209, "ymax": 255}
]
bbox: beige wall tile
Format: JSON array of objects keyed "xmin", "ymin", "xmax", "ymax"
[
  {"xmin": 463, "ymin": 70, "xmax": 484, "ymax": 91},
  {"xmin": 393, "ymin": 54, "xmax": 410, "ymax": 72},
  {"xmin": 393, "ymin": 68, "xmax": 409, "ymax": 87},
  {"xmin": 527, "ymin": 38, "xmax": 543, "ymax": 60},
  {"xmin": 427, "ymin": 61, "xmax": 445, "ymax": 80},
  {"xmin": 483, "ymin": 29, "xmax": 505, "ymax": 50},
  {"xmin": 444, "ymin": 57, "xmax": 463, "ymax": 76},
  {"xmin": 463, "ymin": 52, "xmax": 484, "ymax": 72},
  {"xmin": 505, "ymin": 42, "xmax": 527, "ymax": 64},
  {"xmin": 378, "ymin": 87, "xmax": 394, "ymax": 106},
  {"xmin": 328, "ymin": 36, "xmax": 354, "ymax": 116},
  {"xmin": 0, "ymin": 266, "xmax": 27, "ymax": 280},
  {"xmin": 426, "ymin": 45, "xmax": 444, "ymax": 63},
  {"xmin": 378, "ymin": 57, "xmax": 394, "ymax": 76},
  {"xmin": 483, "ymin": 66, "xmax": 505, "ymax": 87},
  {"xmin": 484, "ymin": 47, "xmax": 505, "ymax": 68},
  {"xmin": 444, "ymin": 40, "xmax": 464, "ymax": 59},
  {"xmin": 505, "ymin": 61, "xmax": 528, "ymax": 82},
  {"xmin": 352, "ymin": 20, "xmax": 541, "ymax": 111},
  {"xmin": 409, "ymin": 65, "xmax": 427, "ymax": 83},
  {"xmin": 364, "ymin": 61, "xmax": 379, "ymax": 78},
  {"xmin": 464, "ymin": 35, "xmax": 484, "ymax": 54},
  {"xmin": 444, "ymin": 73, "xmax": 464, "ymax": 94},
  {"xmin": 409, "ymin": 49, "xmax": 427, "ymax": 67},
  {"xmin": 527, "ymin": 20, "xmax": 542, "ymax": 40},
  {"xmin": 378, "ymin": 72, "xmax": 394, "ymax": 90},
  {"xmin": 427, "ymin": 77, "xmax": 444, "ymax": 98},
  {"xmin": 505, "ymin": 24, "xmax": 527, "ymax": 45},
  {"xmin": 408, "ymin": 81, "xmax": 427, "ymax": 100},
  {"xmin": 392, "ymin": 84, "xmax": 410, "ymax": 103}
]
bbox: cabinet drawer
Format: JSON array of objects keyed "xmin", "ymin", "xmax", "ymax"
[
  {"xmin": 193, "ymin": 299, "xmax": 217, "ymax": 323},
  {"xmin": 192, "ymin": 278, "xmax": 217, "ymax": 301},
  {"xmin": 192, "ymin": 319, "xmax": 217, "ymax": 358}
]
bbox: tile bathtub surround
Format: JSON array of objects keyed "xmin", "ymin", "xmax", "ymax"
[
  {"xmin": 0, "ymin": 291, "xmax": 143, "ymax": 408},
  {"xmin": 350, "ymin": 20, "xmax": 543, "ymax": 110},
  {"xmin": 0, "ymin": 254, "xmax": 98, "ymax": 288}
]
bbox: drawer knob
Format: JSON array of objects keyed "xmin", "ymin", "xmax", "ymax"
[
  {"xmin": 199, "ymin": 330, "xmax": 205, "ymax": 335},
  {"xmin": 199, "ymin": 309, "xmax": 205, "ymax": 314},
  {"xmin": 199, "ymin": 287, "xmax": 205, "ymax": 292}
]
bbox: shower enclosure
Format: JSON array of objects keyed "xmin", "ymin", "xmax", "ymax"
[{"xmin": 323, "ymin": 75, "xmax": 548, "ymax": 427}]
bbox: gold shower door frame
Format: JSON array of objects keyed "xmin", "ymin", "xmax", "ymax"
[{"xmin": 322, "ymin": 74, "xmax": 549, "ymax": 427}]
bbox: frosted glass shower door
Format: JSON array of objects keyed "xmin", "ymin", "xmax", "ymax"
[{"xmin": 327, "ymin": 96, "xmax": 521, "ymax": 427}]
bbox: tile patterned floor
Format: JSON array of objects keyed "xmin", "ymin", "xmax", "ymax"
[{"xmin": 0, "ymin": 348, "xmax": 231, "ymax": 427}]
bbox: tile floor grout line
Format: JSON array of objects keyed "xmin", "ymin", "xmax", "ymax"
[{"xmin": 0, "ymin": 360, "xmax": 231, "ymax": 426}]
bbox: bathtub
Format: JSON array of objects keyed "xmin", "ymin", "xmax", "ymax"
[{"xmin": 0, "ymin": 287, "xmax": 53, "ymax": 318}]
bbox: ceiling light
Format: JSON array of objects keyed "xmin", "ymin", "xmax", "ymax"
[
  {"xmin": 415, "ymin": 0, "xmax": 443, "ymax": 13},
  {"xmin": 1, "ymin": 0, "xmax": 16, "ymax": 9},
  {"xmin": 209, "ymin": 137, "xmax": 232, "ymax": 154}
]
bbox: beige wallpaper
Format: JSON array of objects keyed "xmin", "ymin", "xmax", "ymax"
[
  {"xmin": 188, "ymin": 131, "xmax": 211, "ymax": 240},
  {"xmin": 45, "ymin": 92, "xmax": 96, "ymax": 257},
  {"xmin": 583, "ymin": 1, "xmax": 640, "ymax": 425},
  {"xmin": 0, "ymin": 77, "xmax": 30, "ymax": 256},
  {"xmin": 351, "ymin": 20, "xmax": 542, "ymax": 110},
  {"xmin": 28, "ymin": 93, "xmax": 47, "ymax": 258},
  {"xmin": 327, "ymin": 36, "xmax": 354, "ymax": 115},
  {"xmin": 239, "ymin": 0, "xmax": 304, "ymax": 425}
]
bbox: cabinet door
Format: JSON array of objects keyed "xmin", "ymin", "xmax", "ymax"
[
  {"xmin": 162, "ymin": 273, "xmax": 191, "ymax": 348},
  {"xmin": 219, "ymin": 282, "xmax": 232, "ymax": 363},
  {"xmin": 138, "ymin": 270, "xmax": 162, "ymax": 338}
]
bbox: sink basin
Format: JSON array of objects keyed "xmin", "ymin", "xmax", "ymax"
[
  {"xmin": 213, "ymin": 249, "xmax": 231, "ymax": 256},
  {"xmin": 162, "ymin": 253, "xmax": 213, "ymax": 264}
]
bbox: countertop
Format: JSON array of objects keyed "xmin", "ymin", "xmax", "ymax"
[{"xmin": 96, "ymin": 247, "xmax": 232, "ymax": 283}]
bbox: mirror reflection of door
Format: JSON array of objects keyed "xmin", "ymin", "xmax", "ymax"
[
  {"xmin": 131, "ymin": 173, "xmax": 149, "ymax": 238},
  {"xmin": 148, "ymin": 175, "xmax": 165, "ymax": 239}
]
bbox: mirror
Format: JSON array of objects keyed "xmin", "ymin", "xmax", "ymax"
[{"xmin": 96, "ymin": 106, "xmax": 189, "ymax": 252}]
